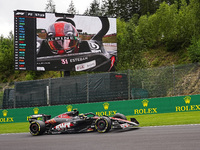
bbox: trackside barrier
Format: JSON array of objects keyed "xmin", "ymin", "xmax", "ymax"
[{"xmin": 0, "ymin": 94, "xmax": 199, "ymax": 123}]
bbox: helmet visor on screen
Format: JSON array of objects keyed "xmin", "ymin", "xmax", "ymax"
[
  {"xmin": 47, "ymin": 36, "xmax": 78, "ymax": 54},
  {"xmin": 47, "ymin": 22, "xmax": 79, "ymax": 54}
]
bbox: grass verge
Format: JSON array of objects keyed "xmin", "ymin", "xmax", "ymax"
[
  {"xmin": 0, "ymin": 122, "xmax": 29, "ymax": 134},
  {"xmin": 0, "ymin": 111, "xmax": 199, "ymax": 134},
  {"xmin": 127, "ymin": 111, "xmax": 200, "ymax": 127}
]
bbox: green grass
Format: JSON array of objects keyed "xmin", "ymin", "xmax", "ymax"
[
  {"xmin": 143, "ymin": 47, "xmax": 191, "ymax": 67},
  {"xmin": 0, "ymin": 122, "xmax": 29, "ymax": 134},
  {"xmin": 127, "ymin": 111, "xmax": 200, "ymax": 127},
  {"xmin": 0, "ymin": 111, "xmax": 199, "ymax": 134}
]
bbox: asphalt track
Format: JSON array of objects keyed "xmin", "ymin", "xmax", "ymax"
[{"xmin": 0, "ymin": 124, "xmax": 200, "ymax": 150}]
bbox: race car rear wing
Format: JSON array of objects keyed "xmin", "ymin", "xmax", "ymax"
[{"xmin": 28, "ymin": 114, "xmax": 51, "ymax": 123}]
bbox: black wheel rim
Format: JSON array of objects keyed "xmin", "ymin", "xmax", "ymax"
[
  {"xmin": 97, "ymin": 120, "xmax": 106, "ymax": 131},
  {"xmin": 30, "ymin": 123, "xmax": 39, "ymax": 133}
]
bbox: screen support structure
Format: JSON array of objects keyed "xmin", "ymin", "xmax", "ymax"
[{"xmin": 64, "ymin": 71, "xmax": 70, "ymax": 77}]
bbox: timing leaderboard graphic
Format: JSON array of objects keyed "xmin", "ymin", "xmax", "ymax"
[
  {"xmin": 14, "ymin": 10, "xmax": 117, "ymax": 72},
  {"xmin": 14, "ymin": 11, "xmax": 45, "ymax": 70}
]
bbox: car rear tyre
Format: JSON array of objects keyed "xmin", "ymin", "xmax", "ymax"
[
  {"xmin": 29, "ymin": 120, "xmax": 46, "ymax": 136},
  {"xmin": 95, "ymin": 117, "xmax": 111, "ymax": 133},
  {"xmin": 113, "ymin": 113, "xmax": 127, "ymax": 120}
]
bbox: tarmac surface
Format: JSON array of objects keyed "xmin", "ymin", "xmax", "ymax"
[{"xmin": 0, "ymin": 124, "xmax": 200, "ymax": 150}]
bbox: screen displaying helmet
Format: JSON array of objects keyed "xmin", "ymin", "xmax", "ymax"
[{"xmin": 47, "ymin": 21, "xmax": 79, "ymax": 55}]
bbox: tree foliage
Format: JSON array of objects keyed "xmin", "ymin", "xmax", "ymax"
[
  {"xmin": 100, "ymin": 0, "xmax": 174, "ymax": 21},
  {"xmin": 45, "ymin": 0, "xmax": 56, "ymax": 12},
  {"xmin": 136, "ymin": 0, "xmax": 200, "ymax": 51},
  {"xmin": 84, "ymin": 0, "xmax": 101, "ymax": 16},
  {"xmin": 67, "ymin": 0, "xmax": 77, "ymax": 14},
  {"xmin": 117, "ymin": 18, "xmax": 146, "ymax": 70},
  {"xmin": 188, "ymin": 37, "xmax": 200, "ymax": 63},
  {"xmin": 0, "ymin": 32, "xmax": 14, "ymax": 77}
]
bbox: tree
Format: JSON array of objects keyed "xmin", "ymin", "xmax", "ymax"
[
  {"xmin": 100, "ymin": 0, "xmax": 159, "ymax": 21},
  {"xmin": 67, "ymin": 0, "xmax": 77, "ymax": 14},
  {"xmin": 188, "ymin": 37, "xmax": 200, "ymax": 63},
  {"xmin": 45, "ymin": 0, "xmax": 56, "ymax": 12},
  {"xmin": 117, "ymin": 18, "xmax": 146, "ymax": 70},
  {"xmin": 102, "ymin": 0, "xmax": 134, "ymax": 20},
  {"xmin": 139, "ymin": 0, "xmax": 159, "ymax": 16},
  {"xmin": 136, "ymin": 0, "xmax": 200, "ymax": 51},
  {"xmin": 0, "ymin": 31, "xmax": 14, "ymax": 76},
  {"xmin": 83, "ymin": 8, "xmax": 90, "ymax": 15},
  {"xmin": 97, "ymin": 0, "xmax": 189, "ymax": 21},
  {"xmin": 84, "ymin": 0, "xmax": 101, "ymax": 16}
]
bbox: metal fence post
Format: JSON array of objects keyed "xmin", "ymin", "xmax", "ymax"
[
  {"xmin": 14, "ymin": 82, "xmax": 16, "ymax": 108},
  {"xmin": 173, "ymin": 64, "xmax": 175, "ymax": 96},
  {"xmin": 48, "ymin": 78, "xmax": 51, "ymax": 106},
  {"xmin": 46, "ymin": 85, "xmax": 50, "ymax": 106},
  {"xmin": 87, "ymin": 74, "xmax": 89, "ymax": 103},
  {"xmin": 128, "ymin": 69, "xmax": 131, "ymax": 100}
]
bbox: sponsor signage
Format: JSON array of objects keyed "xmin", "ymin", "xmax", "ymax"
[
  {"xmin": 0, "ymin": 95, "xmax": 199, "ymax": 123},
  {"xmin": 95, "ymin": 102, "xmax": 117, "ymax": 116},
  {"xmin": 175, "ymin": 96, "xmax": 200, "ymax": 112},
  {"xmin": 0, "ymin": 110, "xmax": 14, "ymax": 123},
  {"xmin": 133, "ymin": 100, "xmax": 158, "ymax": 115}
]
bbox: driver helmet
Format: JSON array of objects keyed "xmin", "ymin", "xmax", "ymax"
[
  {"xmin": 47, "ymin": 21, "xmax": 79, "ymax": 55},
  {"xmin": 73, "ymin": 109, "xmax": 79, "ymax": 116}
]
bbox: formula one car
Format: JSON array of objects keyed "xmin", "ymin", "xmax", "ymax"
[{"xmin": 29, "ymin": 109, "xmax": 139, "ymax": 136}]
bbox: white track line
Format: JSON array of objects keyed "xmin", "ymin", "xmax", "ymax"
[
  {"xmin": 0, "ymin": 132, "xmax": 28, "ymax": 136},
  {"xmin": 142, "ymin": 124, "xmax": 200, "ymax": 128}
]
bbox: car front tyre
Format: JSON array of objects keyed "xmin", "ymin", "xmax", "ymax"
[{"xmin": 95, "ymin": 117, "xmax": 111, "ymax": 133}]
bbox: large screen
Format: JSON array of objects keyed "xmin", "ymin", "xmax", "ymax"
[{"xmin": 14, "ymin": 10, "xmax": 117, "ymax": 72}]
